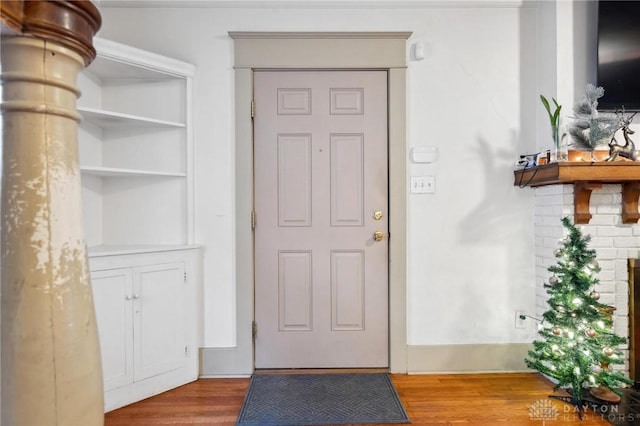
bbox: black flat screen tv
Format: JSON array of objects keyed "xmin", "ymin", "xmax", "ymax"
[{"xmin": 597, "ymin": 0, "xmax": 640, "ymax": 111}]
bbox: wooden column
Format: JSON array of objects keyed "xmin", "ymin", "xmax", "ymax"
[{"xmin": 1, "ymin": 2, "xmax": 103, "ymax": 425}]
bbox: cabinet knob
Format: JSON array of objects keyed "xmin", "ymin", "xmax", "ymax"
[
  {"xmin": 133, "ymin": 294, "xmax": 140, "ymax": 299},
  {"xmin": 125, "ymin": 295, "xmax": 132, "ymax": 300}
]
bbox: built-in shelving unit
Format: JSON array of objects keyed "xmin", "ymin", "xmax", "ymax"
[
  {"xmin": 77, "ymin": 39, "xmax": 200, "ymax": 412},
  {"xmin": 77, "ymin": 37, "xmax": 195, "ymax": 250},
  {"xmin": 514, "ymin": 161, "xmax": 640, "ymax": 224}
]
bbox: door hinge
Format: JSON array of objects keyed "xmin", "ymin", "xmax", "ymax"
[
  {"xmin": 185, "ymin": 345, "xmax": 188, "ymax": 356},
  {"xmin": 184, "ymin": 271, "xmax": 187, "ymax": 283},
  {"xmin": 252, "ymin": 321, "xmax": 258, "ymax": 339},
  {"xmin": 251, "ymin": 99, "xmax": 256, "ymax": 118},
  {"xmin": 251, "ymin": 210, "xmax": 257, "ymax": 230}
]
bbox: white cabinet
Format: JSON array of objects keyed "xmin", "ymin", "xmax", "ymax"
[
  {"xmin": 90, "ymin": 247, "xmax": 201, "ymax": 412},
  {"xmin": 92, "ymin": 268, "xmax": 134, "ymax": 392},
  {"xmin": 133, "ymin": 263, "xmax": 186, "ymax": 381},
  {"xmin": 92, "ymin": 263, "xmax": 185, "ymax": 392},
  {"xmin": 78, "ymin": 38, "xmax": 195, "ymax": 248}
]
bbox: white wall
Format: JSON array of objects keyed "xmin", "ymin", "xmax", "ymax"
[{"xmin": 95, "ymin": 1, "xmax": 539, "ymax": 351}]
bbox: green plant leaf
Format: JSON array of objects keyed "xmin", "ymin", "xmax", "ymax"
[
  {"xmin": 552, "ymin": 105, "xmax": 561, "ymax": 126},
  {"xmin": 540, "ymin": 95, "xmax": 551, "ymax": 114}
]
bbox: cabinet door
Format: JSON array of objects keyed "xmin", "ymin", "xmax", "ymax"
[
  {"xmin": 133, "ymin": 262, "xmax": 185, "ymax": 381},
  {"xmin": 92, "ymin": 268, "xmax": 134, "ymax": 391}
]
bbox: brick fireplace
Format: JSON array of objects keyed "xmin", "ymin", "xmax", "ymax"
[
  {"xmin": 534, "ymin": 184, "xmax": 640, "ymax": 377},
  {"xmin": 630, "ymin": 259, "xmax": 640, "ymax": 385}
]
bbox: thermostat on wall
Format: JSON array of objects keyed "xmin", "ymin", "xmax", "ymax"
[{"xmin": 411, "ymin": 146, "xmax": 439, "ymax": 163}]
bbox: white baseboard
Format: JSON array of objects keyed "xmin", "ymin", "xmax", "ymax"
[
  {"xmin": 407, "ymin": 343, "xmax": 533, "ymax": 374},
  {"xmin": 199, "ymin": 343, "xmax": 534, "ymax": 376},
  {"xmin": 199, "ymin": 347, "xmax": 253, "ymax": 377}
]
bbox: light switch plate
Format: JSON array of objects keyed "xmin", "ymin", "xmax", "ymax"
[{"xmin": 410, "ymin": 176, "xmax": 435, "ymax": 194}]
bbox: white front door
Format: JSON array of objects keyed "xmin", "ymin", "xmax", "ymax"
[{"xmin": 253, "ymin": 70, "xmax": 389, "ymax": 368}]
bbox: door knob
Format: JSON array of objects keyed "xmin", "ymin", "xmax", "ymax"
[{"xmin": 373, "ymin": 231, "xmax": 384, "ymax": 242}]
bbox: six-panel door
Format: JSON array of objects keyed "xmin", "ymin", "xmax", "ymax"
[{"xmin": 254, "ymin": 70, "xmax": 389, "ymax": 368}]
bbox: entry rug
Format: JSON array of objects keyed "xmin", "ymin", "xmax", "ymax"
[{"xmin": 236, "ymin": 373, "xmax": 410, "ymax": 425}]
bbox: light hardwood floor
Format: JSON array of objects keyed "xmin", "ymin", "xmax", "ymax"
[{"xmin": 104, "ymin": 373, "xmax": 613, "ymax": 425}]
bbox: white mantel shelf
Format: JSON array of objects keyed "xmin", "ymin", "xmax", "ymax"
[{"xmin": 514, "ymin": 162, "xmax": 640, "ymax": 224}]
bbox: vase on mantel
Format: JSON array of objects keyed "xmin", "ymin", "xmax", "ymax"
[
  {"xmin": 551, "ymin": 132, "xmax": 568, "ymax": 162},
  {"xmin": 552, "ymin": 142, "xmax": 568, "ymax": 162}
]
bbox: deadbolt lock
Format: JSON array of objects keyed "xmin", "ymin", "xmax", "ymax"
[{"xmin": 373, "ymin": 210, "xmax": 383, "ymax": 220}]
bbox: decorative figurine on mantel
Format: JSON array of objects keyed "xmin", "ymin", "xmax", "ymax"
[{"xmin": 605, "ymin": 110, "xmax": 638, "ymax": 162}]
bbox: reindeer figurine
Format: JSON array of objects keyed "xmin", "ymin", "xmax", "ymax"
[{"xmin": 605, "ymin": 110, "xmax": 638, "ymax": 162}]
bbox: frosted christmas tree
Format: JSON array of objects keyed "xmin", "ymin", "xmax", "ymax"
[
  {"xmin": 526, "ymin": 218, "xmax": 632, "ymax": 411},
  {"xmin": 566, "ymin": 84, "xmax": 618, "ymax": 160}
]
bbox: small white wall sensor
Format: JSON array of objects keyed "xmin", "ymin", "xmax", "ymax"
[
  {"xmin": 410, "ymin": 146, "xmax": 438, "ymax": 163},
  {"xmin": 413, "ymin": 42, "xmax": 425, "ymax": 61}
]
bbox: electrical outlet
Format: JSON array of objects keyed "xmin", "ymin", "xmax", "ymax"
[{"xmin": 515, "ymin": 310, "xmax": 526, "ymax": 329}]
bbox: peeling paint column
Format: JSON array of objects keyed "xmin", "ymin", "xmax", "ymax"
[{"xmin": 1, "ymin": 2, "xmax": 103, "ymax": 425}]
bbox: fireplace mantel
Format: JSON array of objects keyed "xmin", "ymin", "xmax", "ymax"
[{"xmin": 514, "ymin": 162, "xmax": 640, "ymax": 224}]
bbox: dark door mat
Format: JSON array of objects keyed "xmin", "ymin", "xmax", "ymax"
[{"xmin": 236, "ymin": 373, "xmax": 411, "ymax": 425}]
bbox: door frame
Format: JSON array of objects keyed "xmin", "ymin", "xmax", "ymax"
[{"xmin": 230, "ymin": 32, "xmax": 410, "ymax": 374}]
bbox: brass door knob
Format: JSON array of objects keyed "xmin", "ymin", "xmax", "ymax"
[{"xmin": 373, "ymin": 231, "xmax": 384, "ymax": 242}]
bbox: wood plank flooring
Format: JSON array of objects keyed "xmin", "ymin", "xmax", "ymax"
[{"xmin": 104, "ymin": 373, "xmax": 614, "ymax": 425}]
